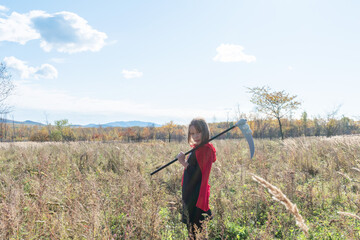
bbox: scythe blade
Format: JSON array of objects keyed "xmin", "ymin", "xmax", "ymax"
[{"xmin": 236, "ymin": 119, "xmax": 255, "ymax": 159}]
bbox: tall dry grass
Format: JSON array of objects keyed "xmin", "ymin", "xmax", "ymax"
[
  {"xmin": 0, "ymin": 135, "xmax": 360, "ymax": 239},
  {"xmin": 251, "ymin": 174, "xmax": 309, "ymax": 236}
]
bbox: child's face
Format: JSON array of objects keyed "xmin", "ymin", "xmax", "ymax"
[{"xmin": 189, "ymin": 125, "xmax": 202, "ymax": 145}]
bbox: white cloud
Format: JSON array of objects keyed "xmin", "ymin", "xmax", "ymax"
[
  {"xmin": 122, "ymin": 69, "xmax": 143, "ymax": 79},
  {"xmin": 288, "ymin": 66, "xmax": 294, "ymax": 71},
  {"xmin": 213, "ymin": 44, "xmax": 256, "ymax": 63},
  {"xmin": 33, "ymin": 11, "xmax": 107, "ymax": 53},
  {"xmin": 0, "ymin": 10, "xmax": 107, "ymax": 53},
  {"xmin": 0, "ymin": 12, "xmax": 40, "ymax": 44},
  {"xmin": 0, "ymin": 5, "xmax": 9, "ymax": 12},
  {"xmin": 3, "ymin": 56, "xmax": 58, "ymax": 79}
]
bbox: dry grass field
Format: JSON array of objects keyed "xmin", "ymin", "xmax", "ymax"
[{"xmin": 1, "ymin": 136, "xmax": 360, "ymax": 239}]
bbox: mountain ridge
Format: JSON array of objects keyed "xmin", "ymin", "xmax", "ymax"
[
  {"xmin": 83, "ymin": 121, "xmax": 161, "ymax": 128},
  {"xmin": 0, "ymin": 119, "xmax": 161, "ymax": 128}
]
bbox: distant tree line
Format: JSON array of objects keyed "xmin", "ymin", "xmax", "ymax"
[
  {"xmin": 247, "ymin": 114, "xmax": 359, "ymax": 139},
  {"xmin": 0, "ymin": 115, "xmax": 358, "ymax": 143},
  {"xmin": 0, "ymin": 120, "xmax": 187, "ymax": 142}
]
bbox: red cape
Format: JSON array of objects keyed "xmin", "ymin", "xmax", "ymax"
[{"xmin": 182, "ymin": 143, "xmax": 216, "ymax": 212}]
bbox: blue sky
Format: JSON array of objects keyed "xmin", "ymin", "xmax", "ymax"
[{"xmin": 0, "ymin": 0, "xmax": 359, "ymax": 125}]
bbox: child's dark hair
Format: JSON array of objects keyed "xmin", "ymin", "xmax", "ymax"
[{"xmin": 188, "ymin": 118, "xmax": 210, "ymax": 145}]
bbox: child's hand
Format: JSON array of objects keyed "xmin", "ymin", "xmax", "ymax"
[{"xmin": 177, "ymin": 152, "xmax": 188, "ymax": 168}]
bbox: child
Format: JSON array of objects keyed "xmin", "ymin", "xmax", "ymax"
[{"xmin": 177, "ymin": 117, "xmax": 216, "ymax": 239}]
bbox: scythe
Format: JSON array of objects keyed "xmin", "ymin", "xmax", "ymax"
[{"xmin": 150, "ymin": 119, "xmax": 255, "ymax": 176}]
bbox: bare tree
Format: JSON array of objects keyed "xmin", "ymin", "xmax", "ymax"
[
  {"xmin": 12, "ymin": 115, "xmax": 16, "ymax": 141},
  {"xmin": 44, "ymin": 112, "xmax": 52, "ymax": 137},
  {"xmin": 0, "ymin": 63, "xmax": 14, "ymax": 114},
  {"xmin": 233, "ymin": 103, "xmax": 247, "ymax": 121},
  {"xmin": 0, "ymin": 63, "xmax": 14, "ymax": 141}
]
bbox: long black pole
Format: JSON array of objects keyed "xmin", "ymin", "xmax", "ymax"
[{"xmin": 150, "ymin": 125, "xmax": 237, "ymax": 175}]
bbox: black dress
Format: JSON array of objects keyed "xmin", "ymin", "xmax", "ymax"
[{"xmin": 181, "ymin": 151, "xmax": 212, "ymax": 229}]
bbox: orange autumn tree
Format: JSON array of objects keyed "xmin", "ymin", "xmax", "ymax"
[
  {"xmin": 248, "ymin": 86, "xmax": 301, "ymax": 140},
  {"xmin": 141, "ymin": 127, "xmax": 151, "ymax": 141},
  {"xmin": 163, "ymin": 121, "xmax": 176, "ymax": 142}
]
